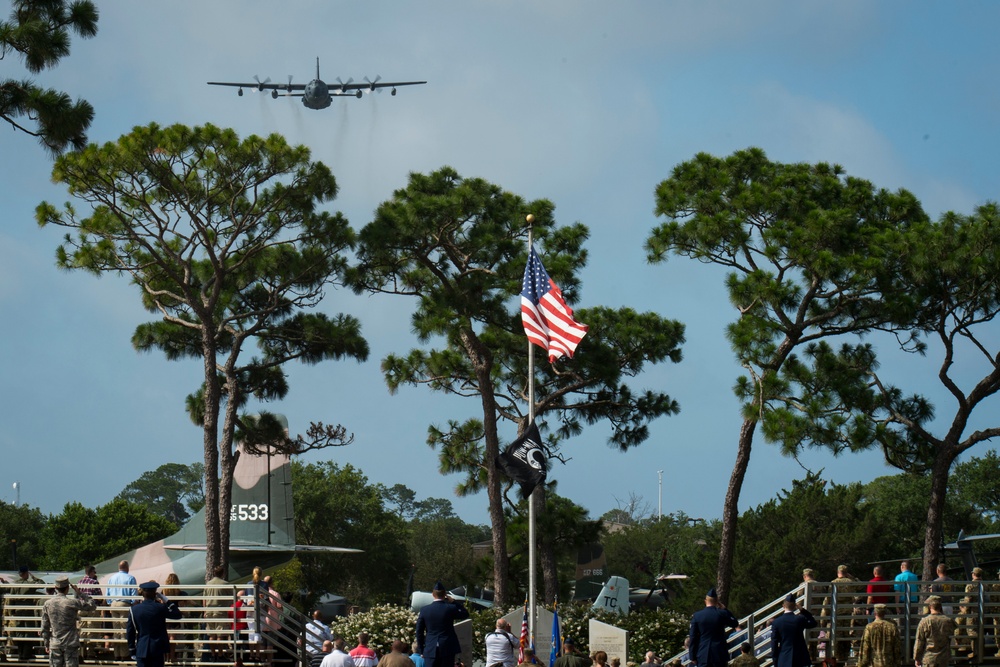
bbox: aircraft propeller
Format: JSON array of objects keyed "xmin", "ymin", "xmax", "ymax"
[
  {"xmin": 286, "ymin": 75, "xmax": 294, "ymax": 92},
  {"xmin": 253, "ymin": 75, "xmax": 271, "ymax": 92},
  {"xmin": 642, "ymin": 548, "xmax": 669, "ymax": 606},
  {"xmin": 336, "ymin": 77, "xmax": 354, "ymax": 93},
  {"xmin": 364, "ymin": 75, "xmax": 382, "ymax": 93}
]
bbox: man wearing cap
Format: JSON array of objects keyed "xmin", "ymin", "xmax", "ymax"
[
  {"xmin": 126, "ymin": 581, "xmax": 182, "ymax": 667},
  {"xmin": 771, "ymin": 594, "xmax": 816, "ymax": 667},
  {"xmin": 689, "ymin": 589, "xmax": 740, "ymax": 667},
  {"xmin": 5, "ymin": 565, "xmax": 45, "ymax": 661},
  {"xmin": 913, "ymin": 596, "xmax": 955, "ymax": 667},
  {"xmin": 823, "ymin": 565, "xmax": 863, "ymax": 662},
  {"xmin": 857, "ymin": 604, "xmax": 900, "ymax": 667},
  {"xmin": 42, "ymin": 575, "xmax": 97, "ymax": 667},
  {"xmin": 553, "ymin": 638, "xmax": 591, "ymax": 667},
  {"xmin": 415, "ymin": 582, "xmax": 469, "ymax": 667}
]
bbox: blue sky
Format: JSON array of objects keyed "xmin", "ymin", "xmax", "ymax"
[{"xmin": 2, "ymin": 1, "xmax": 999, "ymax": 532}]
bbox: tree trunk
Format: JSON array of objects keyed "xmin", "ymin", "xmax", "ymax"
[
  {"xmin": 920, "ymin": 446, "xmax": 958, "ymax": 581},
  {"xmin": 716, "ymin": 418, "xmax": 757, "ymax": 606},
  {"xmin": 462, "ymin": 329, "xmax": 508, "ymax": 606},
  {"xmin": 202, "ymin": 342, "xmax": 222, "ymax": 581},
  {"xmin": 536, "ymin": 485, "xmax": 559, "ymax": 604}
]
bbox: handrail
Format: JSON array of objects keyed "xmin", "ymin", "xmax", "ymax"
[
  {"xmin": 665, "ymin": 579, "xmax": 998, "ymax": 667},
  {"xmin": 0, "ymin": 582, "xmax": 318, "ymax": 667}
]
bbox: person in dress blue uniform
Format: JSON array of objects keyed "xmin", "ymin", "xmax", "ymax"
[
  {"xmin": 415, "ymin": 582, "xmax": 469, "ymax": 667},
  {"xmin": 126, "ymin": 581, "xmax": 182, "ymax": 667},
  {"xmin": 688, "ymin": 589, "xmax": 740, "ymax": 667},
  {"xmin": 770, "ymin": 594, "xmax": 817, "ymax": 667}
]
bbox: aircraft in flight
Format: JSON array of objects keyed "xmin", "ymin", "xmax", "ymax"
[
  {"xmin": 1, "ymin": 420, "xmax": 361, "ymax": 587},
  {"xmin": 208, "ymin": 57, "xmax": 426, "ymax": 110}
]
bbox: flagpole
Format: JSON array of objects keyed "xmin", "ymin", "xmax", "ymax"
[{"xmin": 525, "ymin": 213, "xmax": 537, "ymax": 644}]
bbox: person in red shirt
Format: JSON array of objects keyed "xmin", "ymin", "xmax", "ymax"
[
  {"xmin": 865, "ymin": 565, "xmax": 892, "ymax": 615},
  {"xmin": 350, "ymin": 633, "xmax": 378, "ymax": 667}
]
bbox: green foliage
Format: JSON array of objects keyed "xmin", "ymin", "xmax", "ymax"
[
  {"xmin": 602, "ymin": 513, "xmax": 719, "ymax": 614},
  {"xmin": 292, "ymin": 461, "xmax": 410, "ymax": 606},
  {"xmin": 116, "ymin": 462, "xmax": 205, "ymax": 524},
  {"xmin": 646, "ymin": 147, "xmax": 929, "ymax": 600},
  {"xmin": 328, "ymin": 604, "xmax": 418, "ymax": 657},
  {"xmin": 39, "ymin": 122, "xmax": 369, "ymax": 573},
  {"xmin": 268, "ymin": 557, "xmax": 308, "ymax": 614},
  {"xmin": 951, "ymin": 450, "xmax": 1000, "ymax": 529},
  {"xmin": 506, "ymin": 491, "xmax": 603, "ymax": 601},
  {"xmin": 41, "ymin": 498, "xmax": 176, "ymax": 570},
  {"xmin": 0, "ymin": 0, "xmax": 98, "ymax": 153},
  {"xmin": 407, "ymin": 516, "xmax": 491, "ymax": 594},
  {"xmin": 555, "ymin": 603, "xmax": 690, "ymax": 664},
  {"xmin": 731, "ymin": 474, "xmax": 880, "ymax": 612},
  {"xmin": 0, "ymin": 501, "xmax": 47, "ymax": 570},
  {"xmin": 352, "ymin": 166, "xmax": 685, "ymax": 602}
]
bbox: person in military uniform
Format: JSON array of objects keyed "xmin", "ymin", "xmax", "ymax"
[
  {"xmin": 857, "ymin": 604, "xmax": 900, "ymax": 667},
  {"xmin": 126, "ymin": 581, "xmax": 182, "ymax": 667},
  {"xmin": 913, "ymin": 596, "xmax": 956, "ymax": 667},
  {"xmin": 553, "ymin": 638, "xmax": 592, "ymax": 667},
  {"xmin": 689, "ymin": 589, "xmax": 741, "ymax": 667},
  {"xmin": 5, "ymin": 565, "xmax": 45, "ymax": 661},
  {"xmin": 953, "ymin": 596, "xmax": 978, "ymax": 659},
  {"xmin": 822, "ymin": 565, "xmax": 864, "ymax": 662},
  {"xmin": 990, "ymin": 569, "xmax": 1000, "ymax": 658},
  {"xmin": 41, "ymin": 575, "xmax": 97, "ymax": 667},
  {"xmin": 729, "ymin": 643, "xmax": 759, "ymax": 667}
]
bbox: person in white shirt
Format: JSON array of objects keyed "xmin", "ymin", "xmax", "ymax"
[{"xmin": 485, "ymin": 618, "xmax": 517, "ymax": 667}]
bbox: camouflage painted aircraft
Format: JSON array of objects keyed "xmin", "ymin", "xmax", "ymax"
[{"xmin": 1, "ymin": 435, "xmax": 361, "ymax": 587}]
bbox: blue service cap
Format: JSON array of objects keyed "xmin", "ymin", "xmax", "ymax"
[
  {"xmin": 139, "ymin": 581, "xmax": 160, "ymax": 591},
  {"xmin": 706, "ymin": 588, "xmax": 718, "ymax": 599},
  {"xmin": 785, "ymin": 593, "xmax": 796, "ymax": 604},
  {"xmin": 433, "ymin": 581, "xmax": 446, "ymax": 592}
]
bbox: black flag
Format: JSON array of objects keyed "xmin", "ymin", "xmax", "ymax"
[{"xmin": 497, "ymin": 422, "xmax": 547, "ymax": 498}]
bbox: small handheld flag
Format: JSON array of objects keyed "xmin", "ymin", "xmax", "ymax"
[{"xmin": 521, "ymin": 246, "xmax": 588, "ymax": 362}]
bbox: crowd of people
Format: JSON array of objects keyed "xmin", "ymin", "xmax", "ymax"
[{"xmin": 8, "ymin": 560, "xmax": 1000, "ymax": 667}]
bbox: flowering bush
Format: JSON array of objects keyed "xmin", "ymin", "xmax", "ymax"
[
  {"xmin": 326, "ymin": 602, "xmax": 689, "ymax": 666},
  {"xmin": 540, "ymin": 603, "xmax": 690, "ymax": 665},
  {"xmin": 329, "ymin": 604, "xmax": 419, "ymax": 657}
]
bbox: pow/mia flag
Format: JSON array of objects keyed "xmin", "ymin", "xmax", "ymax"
[{"xmin": 497, "ymin": 421, "xmax": 547, "ymax": 498}]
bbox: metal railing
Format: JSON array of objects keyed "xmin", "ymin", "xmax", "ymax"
[
  {"xmin": 667, "ymin": 580, "xmax": 1000, "ymax": 667},
  {"xmin": 0, "ymin": 582, "xmax": 318, "ymax": 667}
]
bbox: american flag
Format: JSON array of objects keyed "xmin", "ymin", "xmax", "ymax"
[
  {"xmin": 521, "ymin": 246, "xmax": 588, "ymax": 362},
  {"xmin": 518, "ymin": 603, "xmax": 529, "ymax": 663}
]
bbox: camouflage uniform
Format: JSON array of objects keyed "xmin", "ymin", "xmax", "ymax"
[
  {"xmin": 953, "ymin": 602, "xmax": 978, "ymax": 658},
  {"xmin": 4, "ymin": 572, "xmax": 45, "ymax": 660},
  {"xmin": 42, "ymin": 590, "xmax": 97, "ymax": 667},
  {"xmin": 990, "ymin": 579, "xmax": 1000, "ymax": 657},
  {"xmin": 823, "ymin": 575, "xmax": 864, "ymax": 661},
  {"xmin": 913, "ymin": 613, "xmax": 956, "ymax": 667},
  {"xmin": 857, "ymin": 618, "xmax": 900, "ymax": 667},
  {"xmin": 729, "ymin": 653, "xmax": 760, "ymax": 667}
]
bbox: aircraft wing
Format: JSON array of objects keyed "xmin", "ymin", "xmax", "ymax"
[
  {"xmin": 335, "ymin": 80, "xmax": 427, "ymax": 92},
  {"xmin": 207, "ymin": 81, "xmax": 307, "ymax": 91},
  {"xmin": 164, "ymin": 544, "xmax": 363, "ymax": 554}
]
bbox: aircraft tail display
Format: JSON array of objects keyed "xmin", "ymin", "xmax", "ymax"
[
  {"xmin": 592, "ymin": 575, "xmax": 630, "ymax": 615},
  {"xmin": 93, "ymin": 417, "xmax": 359, "ymax": 586}
]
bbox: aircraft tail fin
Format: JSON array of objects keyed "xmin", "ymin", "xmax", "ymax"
[
  {"xmin": 592, "ymin": 575, "xmax": 630, "ymax": 615},
  {"xmin": 171, "ymin": 422, "xmax": 295, "ymax": 549}
]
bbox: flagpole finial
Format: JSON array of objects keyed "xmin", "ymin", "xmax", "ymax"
[{"xmin": 526, "ymin": 213, "xmax": 535, "ymax": 225}]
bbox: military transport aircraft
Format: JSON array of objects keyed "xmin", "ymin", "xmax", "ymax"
[
  {"xmin": 0, "ymin": 427, "xmax": 361, "ymax": 587},
  {"xmin": 207, "ymin": 57, "xmax": 426, "ymax": 110}
]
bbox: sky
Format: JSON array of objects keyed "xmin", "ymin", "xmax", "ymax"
[{"xmin": 2, "ymin": 1, "xmax": 1000, "ymax": 537}]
